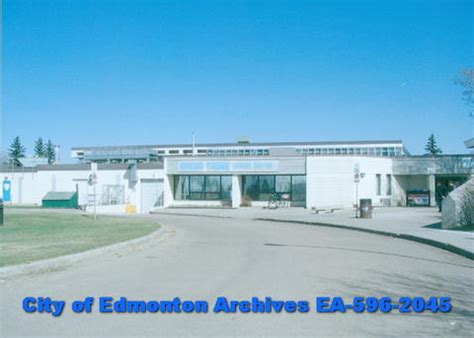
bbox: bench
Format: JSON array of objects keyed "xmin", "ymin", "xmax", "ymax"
[{"xmin": 311, "ymin": 206, "xmax": 344, "ymax": 214}]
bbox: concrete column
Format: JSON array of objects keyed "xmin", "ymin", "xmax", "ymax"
[
  {"xmin": 163, "ymin": 175, "xmax": 174, "ymax": 208},
  {"xmin": 428, "ymin": 174, "xmax": 436, "ymax": 206},
  {"xmin": 231, "ymin": 175, "xmax": 242, "ymax": 208}
]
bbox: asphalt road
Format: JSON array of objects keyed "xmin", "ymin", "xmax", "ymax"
[{"xmin": 1, "ymin": 214, "xmax": 473, "ymax": 337}]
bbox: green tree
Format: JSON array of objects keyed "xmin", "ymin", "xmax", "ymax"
[
  {"xmin": 424, "ymin": 134, "xmax": 442, "ymax": 155},
  {"xmin": 45, "ymin": 140, "xmax": 55, "ymax": 164},
  {"xmin": 34, "ymin": 137, "xmax": 46, "ymax": 157},
  {"xmin": 454, "ymin": 68, "xmax": 474, "ymax": 117},
  {"xmin": 8, "ymin": 136, "xmax": 26, "ymax": 167}
]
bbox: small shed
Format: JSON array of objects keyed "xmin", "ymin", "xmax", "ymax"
[{"xmin": 42, "ymin": 191, "xmax": 79, "ymax": 209}]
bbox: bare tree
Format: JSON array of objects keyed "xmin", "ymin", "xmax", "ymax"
[{"xmin": 454, "ymin": 68, "xmax": 474, "ymax": 117}]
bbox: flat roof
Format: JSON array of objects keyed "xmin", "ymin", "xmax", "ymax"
[
  {"xmin": 0, "ymin": 162, "xmax": 164, "ymax": 172},
  {"xmin": 72, "ymin": 140, "xmax": 404, "ymax": 151}
]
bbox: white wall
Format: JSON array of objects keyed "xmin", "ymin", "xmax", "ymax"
[
  {"xmin": 1, "ymin": 167, "xmax": 165, "ymax": 213},
  {"xmin": 306, "ymin": 156, "xmax": 393, "ymax": 209},
  {"xmin": 136, "ymin": 169, "xmax": 165, "ymax": 211},
  {"xmin": 231, "ymin": 175, "xmax": 242, "ymax": 208}
]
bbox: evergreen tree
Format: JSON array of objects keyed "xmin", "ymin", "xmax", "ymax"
[
  {"xmin": 34, "ymin": 137, "xmax": 46, "ymax": 157},
  {"xmin": 45, "ymin": 140, "xmax": 55, "ymax": 164},
  {"xmin": 8, "ymin": 136, "xmax": 26, "ymax": 167},
  {"xmin": 424, "ymin": 134, "xmax": 442, "ymax": 155}
]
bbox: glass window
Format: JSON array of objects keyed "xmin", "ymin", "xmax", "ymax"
[
  {"xmin": 175, "ymin": 175, "xmax": 233, "ymax": 201},
  {"xmin": 221, "ymin": 176, "xmax": 232, "ymax": 200},
  {"xmin": 258, "ymin": 176, "xmax": 275, "ymax": 200},
  {"xmin": 174, "ymin": 176, "xmax": 190, "ymax": 200},
  {"xmin": 205, "ymin": 176, "xmax": 220, "ymax": 200},
  {"xmin": 376, "ymin": 174, "xmax": 382, "ymax": 195},
  {"xmin": 386, "ymin": 174, "xmax": 392, "ymax": 195},
  {"xmin": 243, "ymin": 176, "xmax": 259, "ymax": 200},
  {"xmin": 243, "ymin": 175, "xmax": 306, "ymax": 202},
  {"xmin": 205, "ymin": 176, "xmax": 220, "ymax": 192},
  {"xmin": 292, "ymin": 176, "xmax": 306, "ymax": 202},
  {"xmin": 276, "ymin": 176, "xmax": 291, "ymax": 193},
  {"xmin": 190, "ymin": 176, "xmax": 204, "ymax": 199}
]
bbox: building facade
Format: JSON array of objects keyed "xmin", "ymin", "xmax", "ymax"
[{"xmin": 2, "ymin": 140, "xmax": 472, "ymax": 213}]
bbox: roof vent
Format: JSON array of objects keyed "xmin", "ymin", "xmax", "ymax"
[{"xmin": 237, "ymin": 137, "xmax": 250, "ymax": 144}]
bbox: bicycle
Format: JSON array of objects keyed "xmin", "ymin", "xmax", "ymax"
[{"xmin": 268, "ymin": 192, "xmax": 282, "ymax": 209}]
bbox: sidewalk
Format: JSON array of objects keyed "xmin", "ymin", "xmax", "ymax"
[{"xmin": 153, "ymin": 207, "xmax": 474, "ymax": 259}]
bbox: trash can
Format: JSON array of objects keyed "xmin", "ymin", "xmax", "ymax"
[
  {"xmin": 0, "ymin": 199, "xmax": 3, "ymax": 225},
  {"xmin": 359, "ymin": 199, "xmax": 372, "ymax": 219}
]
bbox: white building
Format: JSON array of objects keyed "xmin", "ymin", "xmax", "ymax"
[{"xmin": 1, "ymin": 140, "xmax": 472, "ymax": 213}]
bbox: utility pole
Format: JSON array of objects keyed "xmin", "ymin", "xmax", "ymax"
[
  {"xmin": 192, "ymin": 132, "xmax": 196, "ymax": 156},
  {"xmin": 354, "ymin": 163, "xmax": 360, "ymax": 218},
  {"xmin": 89, "ymin": 163, "xmax": 98, "ymax": 220}
]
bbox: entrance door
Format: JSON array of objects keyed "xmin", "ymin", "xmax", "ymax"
[{"xmin": 140, "ymin": 179, "xmax": 164, "ymax": 213}]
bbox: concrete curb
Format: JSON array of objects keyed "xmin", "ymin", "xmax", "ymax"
[
  {"xmin": 151, "ymin": 211, "xmax": 236, "ymax": 219},
  {"xmin": 255, "ymin": 218, "xmax": 474, "ymax": 260},
  {"xmin": 152, "ymin": 212, "xmax": 474, "ymax": 259},
  {"xmin": 0, "ymin": 226, "xmax": 169, "ymax": 280}
]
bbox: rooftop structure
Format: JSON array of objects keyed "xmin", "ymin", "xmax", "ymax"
[{"xmin": 71, "ymin": 140, "xmax": 409, "ymax": 163}]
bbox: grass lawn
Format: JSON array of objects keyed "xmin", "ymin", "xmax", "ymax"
[{"xmin": 0, "ymin": 209, "xmax": 161, "ymax": 267}]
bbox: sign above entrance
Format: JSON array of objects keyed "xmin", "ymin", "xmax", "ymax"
[{"xmin": 177, "ymin": 160, "xmax": 279, "ymax": 173}]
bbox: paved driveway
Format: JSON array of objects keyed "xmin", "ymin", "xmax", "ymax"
[{"xmin": 1, "ymin": 215, "xmax": 473, "ymax": 337}]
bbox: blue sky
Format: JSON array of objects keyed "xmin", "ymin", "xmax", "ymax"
[{"xmin": 2, "ymin": 0, "xmax": 473, "ymax": 161}]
